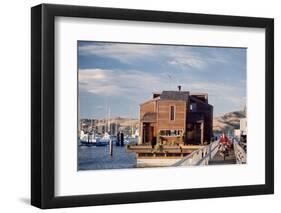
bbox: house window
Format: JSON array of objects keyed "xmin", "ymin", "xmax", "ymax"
[
  {"xmin": 159, "ymin": 130, "xmax": 183, "ymax": 136},
  {"xmin": 170, "ymin": 106, "xmax": 175, "ymax": 121},
  {"xmin": 190, "ymin": 103, "xmax": 197, "ymax": 112}
]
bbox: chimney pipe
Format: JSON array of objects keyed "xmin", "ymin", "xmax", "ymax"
[{"xmin": 178, "ymin": 85, "xmax": 181, "ymax": 91}]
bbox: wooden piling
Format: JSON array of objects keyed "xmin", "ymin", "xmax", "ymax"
[{"xmin": 109, "ymin": 139, "xmax": 113, "ymax": 156}]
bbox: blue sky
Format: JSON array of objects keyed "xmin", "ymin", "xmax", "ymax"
[{"xmin": 78, "ymin": 41, "xmax": 246, "ymax": 119}]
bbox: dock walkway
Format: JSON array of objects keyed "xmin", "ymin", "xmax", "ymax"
[{"xmin": 209, "ymin": 148, "xmax": 236, "ymax": 165}]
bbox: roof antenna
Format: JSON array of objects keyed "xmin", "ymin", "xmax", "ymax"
[{"xmin": 178, "ymin": 85, "xmax": 181, "ymax": 91}]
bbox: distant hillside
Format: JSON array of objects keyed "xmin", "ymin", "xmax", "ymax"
[
  {"xmin": 109, "ymin": 117, "xmax": 139, "ymax": 127},
  {"xmin": 213, "ymin": 110, "xmax": 246, "ymax": 133}
]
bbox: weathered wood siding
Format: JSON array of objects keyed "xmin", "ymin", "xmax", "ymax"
[
  {"xmin": 139, "ymin": 93, "xmax": 213, "ymax": 145},
  {"xmin": 140, "ymin": 101, "xmax": 156, "ymax": 119},
  {"xmin": 139, "ymin": 101, "xmax": 156, "ymax": 144},
  {"xmin": 157, "ymin": 100, "xmax": 186, "ymax": 131}
]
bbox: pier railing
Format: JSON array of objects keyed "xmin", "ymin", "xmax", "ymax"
[
  {"xmin": 173, "ymin": 140, "xmax": 220, "ymax": 167},
  {"xmin": 233, "ymin": 141, "xmax": 247, "ymax": 164}
]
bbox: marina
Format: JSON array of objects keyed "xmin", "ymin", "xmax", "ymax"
[{"xmin": 78, "ymin": 88, "xmax": 247, "ymax": 170}]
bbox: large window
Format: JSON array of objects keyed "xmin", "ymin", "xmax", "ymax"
[
  {"xmin": 159, "ymin": 130, "xmax": 183, "ymax": 136},
  {"xmin": 170, "ymin": 105, "xmax": 175, "ymax": 121},
  {"xmin": 190, "ymin": 103, "xmax": 197, "ymax": 112}
]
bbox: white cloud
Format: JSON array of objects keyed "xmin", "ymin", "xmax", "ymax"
[
  {"xmin": 167, "ymin": 49, "xmax": 229, "ymax": 70},
  {"xmin": 79, "ymin": 43, "xmax": 213, "ymax": 70},
  {"xmin": 79, "ymin": 68, "xmax": 245, "ymax": 117},
  {"xmin": 79, "ymin": 68, "xmax": 245, "ymax": 110},
  {"xmin": 79, "ymin": 43, "xmax": 245, "ymax": 117},
  {"xmin": 79, "ymin": 42, "xmax": 232, "ymax": 73},
  {"xmin": 79, "ymin": 68, "xmax": 166, "ymax": 99},
  {"xmin": 168, "ymin": 54, "xmax": 207, "ymax": 69},
  {"xmin": 79, "ymin": 43, "xmax": 157, "ymax": 64}
]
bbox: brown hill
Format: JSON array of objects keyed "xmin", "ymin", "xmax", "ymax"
[
  {"xmin": 213, "ymin": 110, "xmax": 246, "ymax": 133},
  {"xmin": 108, "ymin": 117, "xmax": 139, "ymax": 126}
]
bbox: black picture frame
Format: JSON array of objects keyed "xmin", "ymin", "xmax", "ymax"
[{"xmin": 31, "ymin": 3, "xmax": 274, "ymax": 209}]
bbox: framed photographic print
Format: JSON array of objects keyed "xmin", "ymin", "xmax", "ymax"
[{"xmin": 31, "ymin": 4, "xmax": 274, "ymax": 209}]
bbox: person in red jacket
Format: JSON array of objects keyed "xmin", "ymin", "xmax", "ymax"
[
  {"xmin": 219, "ymin": 133, "xmax": 229, "ymax": 144},
  {"xmin": 219, "ymin": 133, "xmax": 229, "ymax": 159}
]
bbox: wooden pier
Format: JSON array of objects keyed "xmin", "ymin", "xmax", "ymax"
[
  {"xmin": 127, "ymin": 140, "xmax": 246, "ymax": 167},
  {"xmin": 170, "ymin": 141, "xmax": 245, "ymax": 167},
  {"xmin": 126, "ymin": 144, "xmax": 203, "ymax": 167},
  {"xmin": 209, "ymin": 148, "xmax": 236, "ymax": 165}
]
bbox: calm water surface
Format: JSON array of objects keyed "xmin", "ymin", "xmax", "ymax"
[{"xmin": 78, "ymin": 145, "xmax": 137, "ymax": 170}]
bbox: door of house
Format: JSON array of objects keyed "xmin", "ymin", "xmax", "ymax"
[
  {"xmin": 194, "ymin": 123, "xmax": 202, "ymax": 144},
  {"xmin": 150, "ymin": 126, "xmax": 155, "ymax": 145},
  {"xmin": 142, "ymin": 123, "xmax": 154, "ymax": 144}
]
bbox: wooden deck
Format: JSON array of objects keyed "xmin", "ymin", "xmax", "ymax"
[
  {"xmin": 209, "ymin": 148, "xmax": 236, "ymax": 165},
  {"xmin": 126, "ymin": 144, "xmax": 202, "ymax": 155}
]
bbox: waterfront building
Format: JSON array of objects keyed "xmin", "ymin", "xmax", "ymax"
[{"xmin": 139, "ymin": 86, "xmax": 213, "ymax": 145}]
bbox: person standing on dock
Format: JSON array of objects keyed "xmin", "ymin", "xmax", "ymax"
[
  {"xmin": 116, "ymin": 132, "xmax": 120, "ymax": 146},
  {"xmin": 120, "ymin": 132, "xmax": 124, "ymax": 146}
]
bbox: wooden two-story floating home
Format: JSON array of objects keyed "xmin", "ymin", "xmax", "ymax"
[{"xmin": 127, "ymin": 86, "xmax": 213, "ymax": 167}]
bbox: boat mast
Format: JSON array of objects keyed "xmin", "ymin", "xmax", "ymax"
[
  {"xmin": 108, "ymin": 106, "xmax": 111, "ymax": 134},
  {"xmin": 105, "ymin": 101, "xmax": 108, "ymax": 133},
  {"xmin": 91, "ymin": 117, "xmax": 93, "ymax": 133}
]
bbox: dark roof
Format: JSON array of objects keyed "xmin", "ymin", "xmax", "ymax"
[
  {"xmin": 190, "ymin": 96, "xmax": 207, "ymax": 104},
  {"xmin": 160, "ymin": 91, "xmax": 189, "ymax": 101},
  {"xmin": 190, "ymin": 96, "xmax": 212, "ymax": 107},
  {"xmin": 190, "ymin": 94, "xmax": 208, "ymax": 103}
]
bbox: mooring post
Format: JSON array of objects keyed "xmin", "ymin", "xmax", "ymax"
[{"xmin": 109, "ymin": 139, "xmax": 113, "ymax": 156}]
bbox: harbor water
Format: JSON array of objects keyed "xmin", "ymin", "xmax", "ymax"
[{"xmin": 78, "ymin": 145, "xmax": 137, "ymax": 170}]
